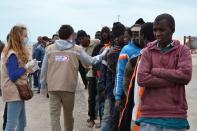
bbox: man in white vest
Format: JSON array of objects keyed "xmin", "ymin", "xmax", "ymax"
[{"xmin": 40, "ymin": 25, "xmax": 108, "ymax": 131}]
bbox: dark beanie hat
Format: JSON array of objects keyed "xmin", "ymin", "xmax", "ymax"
[
  {"xmin": 101, "ymin": 26, "xmax": 110, "ymax": 35},
  {"xmin": 77, "ymin": 30, "xmax": 88, "ymax": 39},
  {"xmin": 113, "ymin": 22, "xmax": 121, "ymax": 27},
  {"xmin": 135, "ymin": 18, "xmax": 145, "ymax": 25},
  {"xmin": 42, "ymin": 36, "xmax": 50, "ymax": 41},
  {"xmin": 112, "ymin": 22, "xmax": 126, "ymax": 38},
  {"xmin": 140, "ymin": 22, "xmax": 155, "ymax": 42}
]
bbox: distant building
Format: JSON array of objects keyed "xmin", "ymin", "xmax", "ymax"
[{"xmin": 184, "ymin": 36, "xmax": 197, "ymax": 49}]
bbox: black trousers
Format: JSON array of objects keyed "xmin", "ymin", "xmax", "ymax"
[
  {"xmin": 79, "ymin": 62, "xmax": 88, "ymax": 88},
  {"xmin": 87, "ymin": 77, "xmax": 97, "ymax": 120},
  {"xmin": 111, "ymin": 97, "xmax": 126, "ymax": 131},
  {"xmin": 3, "ymin": 103, "xmax": 7, "ymax": 130},
  {"xmin": 109, "ymin": 105, "xmax": 120, "ymax": 131}
]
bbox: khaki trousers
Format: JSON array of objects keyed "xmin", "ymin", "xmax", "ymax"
[{"xmin": 49, "ymin": 91, "xmax": 75, "ymax": 131}]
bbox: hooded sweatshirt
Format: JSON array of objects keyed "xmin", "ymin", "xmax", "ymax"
[
  {"xmin": 40, "ymin": 40, "xmax": 107, "ymax": 92},
  {"xmin": 137, "ymin": 40, "xmax": 192, "ymax": 118}
]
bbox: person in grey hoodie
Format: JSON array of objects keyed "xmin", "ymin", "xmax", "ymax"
[{"xmin": 40, "ymin": 25, "xmax": 109, "ymax": 131}]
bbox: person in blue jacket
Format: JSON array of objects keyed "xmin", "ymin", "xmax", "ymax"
[
  {"xmin": 115, "ymin": 23, "xmax": 142, "ymax": 110},
  {"xmin": 34, "ymin": 36, "xmax": 49, "ymax": 93}
]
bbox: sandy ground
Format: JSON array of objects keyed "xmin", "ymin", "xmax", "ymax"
[
  {"xmin": 0, "ymin": 57, "xmax": 197, "ymax": 131},
  {"xmin": 0, "ymin": 75, "xmax": 93, "ymax": 131},
  {"xmin": 186, "ymin": 56, "xmax": 197, "ymax": 131}
]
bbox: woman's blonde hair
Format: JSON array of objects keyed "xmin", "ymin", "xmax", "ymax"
[{"xmin": 4, "ymin": 25, "xmax": 29, "ymax": 66}]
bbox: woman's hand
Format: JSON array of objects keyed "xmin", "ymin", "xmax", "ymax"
[{"xmin": 25, "ymin": 59, "xmax": 39, "ymax": 73}]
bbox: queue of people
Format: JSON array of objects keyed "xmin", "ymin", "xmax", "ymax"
[{"xmin": 0, "ymin": 13, "xmax": 192, "ymax": 131}]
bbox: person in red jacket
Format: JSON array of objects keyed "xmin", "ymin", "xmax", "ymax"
[{"xmin": 136, "ymin": 13, "xmax": 192, "ymax": 131}]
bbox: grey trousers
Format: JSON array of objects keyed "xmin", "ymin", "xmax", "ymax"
[{"xmin": 140, "ymin": 123, "xmax": 187, "ymax": 131}]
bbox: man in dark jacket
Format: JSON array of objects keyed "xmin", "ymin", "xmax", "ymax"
[
  {"xmin": 98, "ymin": 22, "xmax": 126, "ymax": 131},
  {"xmin": 92, "ymin": 26, "xmax": 112, "ymax": 128},
  {"xmin": 34, "ymin": 36, "xmax": 49, "ymax": 93},
  {"xmin": 32, "ymin": 36, "xmax": 42, "ymax": 93}
]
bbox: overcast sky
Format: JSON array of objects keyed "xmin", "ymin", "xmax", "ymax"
[{"xmin": 0, "ymin": 0, "xmax": 196, "ymax": 42}]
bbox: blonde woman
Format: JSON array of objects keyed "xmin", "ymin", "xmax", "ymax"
[{"xmin": 1, "ymin": 25, "xmax": 38, "ymax": 131}]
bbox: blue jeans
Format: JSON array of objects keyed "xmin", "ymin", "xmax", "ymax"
[
  {"xmin": 5, "ymin": 101, "xmax": 26, "ymax": 131},
  {"xmin": 33, "ymin": 70, "xmax": 40, "ymax": 90},
  {"xmin": 140, "ymin": 123, "xmax": 187, "ymax": 131},
  {"xmin": 33, "ymin": 71, "xmax": 39, "ymax": 88},
  {"xmin": 100, "ymin": 98, "xmax": 115, "ymax": 131},
  {"xmin": 100, "ymin": 99, "xmax": 110, "ymax": 131}
]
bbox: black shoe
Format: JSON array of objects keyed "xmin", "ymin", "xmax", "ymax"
[
  {"xmin": 87, "ymin": 119, "xmax": 91, "ymax": 122},
  {"xmin": 95, "ymin": 123, "xmax": 101, "ymax": 128},
  {"xmin": 87, "ymin": 119, "xmax": 95, "ymax": 128}
]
